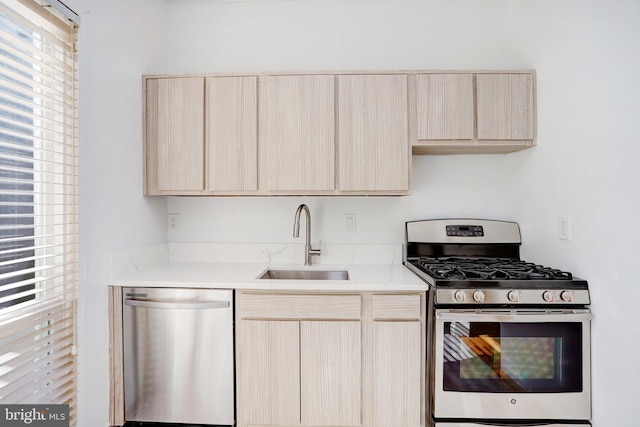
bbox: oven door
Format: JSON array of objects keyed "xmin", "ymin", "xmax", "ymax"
[{"xmin": 433, "ymin": 309, "xmax": 591, "ymax": 421}]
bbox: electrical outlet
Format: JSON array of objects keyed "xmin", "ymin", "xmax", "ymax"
[
  {"xmin": 559, "ymin": 217, "xmax": 571, "ymax": 240},
  {"xmin": 168, "ymin": 213, "xmax": 180, "ymax": 231},
  {"xmin": 345, "ymin": 214, "xmax": 356, "ymax": 232}
]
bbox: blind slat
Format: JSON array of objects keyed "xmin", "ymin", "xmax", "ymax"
[
  {"xmin": 1, "ymin": 355, "xmax": 75, "ymax": 401},
  {"xmin": 0, "ymin": 324, "xmax": 74, "ymax": 377},
  {"xmin": 9, "ymin": 361, "xmax": 76, "ymax": 404},
  {"xmin": 0, "ymin": 303, "xmax": 73, "ymax": 337},
  {"xmin": 30, "ymin": 377, "xmax": 76, "ymax": 405}
]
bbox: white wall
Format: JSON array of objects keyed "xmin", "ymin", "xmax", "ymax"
[
  {"xmin": 164, "ymin": 1, "xmax": 640, "ymax": 426},
  {"xmin": 70, "ymin": 0, "xmax": 169, "ymax": 425}
]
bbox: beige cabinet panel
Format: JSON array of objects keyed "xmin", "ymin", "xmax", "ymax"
[
  {"xmin": 371, "ymin": 321, "xmax": 422, "ymax": 427},
  {"xmin": 338, "ymin": 74, "xmax": 410, "ymax": 193},
  {"xmin": 206, "ymin": 76, "xmax": 257, "ymax": 192},
  {"xmin": 301, "ymin": 321, "xmax": 361, "ymax": 426},
  {"xmin": 237, "ymin": 292, "xmax": 361, "ymax": 320},
  {"xmin": 416, "ymin": 73, "xmax": 474, "ymax": 140},
  {"xmin": 476, "ymin": 73, "xmax": 535, "ymax": 140},
  {"xmin": 145, "ymin": 77, "xmax": 205, "ymax": 193},
  {"xmin": 236, "ymin": 320, "xmax": 300, "ymax": 426},
  {"xmin": 372, "ymin": 294, "xmax": 422, "ymax": 320},
  {"xmin": 413, "ymin": 71, "xmax": 536, "ymax": 154},
  {"xmin": 259, "ymin": 75, "xmax": 335, "ymax": 193},
  {"xmin": 236, "ymin": 292, "xmax": 364, "ymax": 427},
  {"xmin": 108, "ymin": 286, "xmax": 124, "ymax": 426}
]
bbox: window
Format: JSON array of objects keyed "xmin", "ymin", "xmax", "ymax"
[{"xmin": 0, "ymin": 0, "xmax": 78, "ymax": 423}]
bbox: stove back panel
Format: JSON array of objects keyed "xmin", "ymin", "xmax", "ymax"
[{"xmin": 406, "ymin": 243, "xmax": 520, "ymax": 259}]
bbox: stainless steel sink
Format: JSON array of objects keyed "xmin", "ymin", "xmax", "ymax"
[{"xmin": 259, "ymin": 269, "xmax": 350, "ymax": 280}]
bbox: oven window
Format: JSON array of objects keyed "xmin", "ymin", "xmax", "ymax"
[{"xmin": 442, "ymin": 321, "xmax": 582, "ymax": 392}]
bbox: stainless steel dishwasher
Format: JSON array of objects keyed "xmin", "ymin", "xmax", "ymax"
[{"xmin": 123, "ymin": 287, "xmax": 234, "ymax": 425}]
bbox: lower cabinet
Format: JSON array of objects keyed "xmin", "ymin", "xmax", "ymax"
[{"xmin": 235, "ymin": 291, "xmax": 425, "ymax": 427}]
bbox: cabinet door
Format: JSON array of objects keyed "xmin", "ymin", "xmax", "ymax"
[
  {"xmin": 301, "ymin": 321, "xmax": 361, "ymax": 426},
  {"xmin": 371, "ymin": 321, "xmax": 422, "ymax": 427},
  {"xmin": 236, "ymin": 320, "xmax": 300, "ymax": 426},
  {"xmin": 206, "ymin": 76, "xmax": 257, "ymax": 192},
  {"xmin": 364, "ymin": 294, "xmax": 423, "ymax": 427},
  {"xmin": 476, "ymin": 73, "xmax": 535, "ymax": 140},
  {"xmin": 145, "ymin": 77, "xmax": 204, "ymax": 193},
  {"xmin": 416, "ymin": 73, "xmax": 474, "ymax": 140},
  {"xmin": 338, "ymin": 75, "xmax": 410, "ymax": 193},
  {"xmin": 259, "ymin": 75, "xmax": 335, "ymax": 193}
]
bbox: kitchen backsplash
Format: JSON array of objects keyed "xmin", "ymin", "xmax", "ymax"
[{"xmin": 110, "ymin": 242, "xmax": 403, "ymax": 280}]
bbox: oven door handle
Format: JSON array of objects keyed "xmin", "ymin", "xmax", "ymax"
[{"xmin": 436, "ymin": 310, "xmax": 591, "ymax": 323}]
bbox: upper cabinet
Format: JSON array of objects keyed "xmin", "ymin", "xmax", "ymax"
[
  {"xmin": 143, "ymin": 70, "xmax": 536, "ymax": 196},
  {"xmin": 415, "ymin": 73, "xmax": 474, "ymax": 141},
  {"xmin": 144, "ymin": 75, "xmax": 258, "ymax": 196},
  {"xmin": 476, "ymin": 73, "xmax": 535, "ymax": 141},
  {"xmin": 338, "ymin": 75, "xmax": 410, "ymax": 194},
  {"xmin": 413, "ymin": 71, "xmax": 536, "ymax": 154},
  {"xmin": 206, "ymin": 76, "xmax": 258, "ymax": 193},
  {"xmin": 145, "ymin": 77, "xmax": 205, "ymax": 194},
  {"xmin": 258, "ymin": 75, "xmax": 335, "ymax": 194}
]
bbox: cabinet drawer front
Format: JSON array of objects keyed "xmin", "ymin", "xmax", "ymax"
[
  {"xmin": 237, "ymin": 293, "xmax": 361, "ymax": 320},
  {"xmin": 372, "ymin": 294, "xmax": 422, "ymax": 320}
]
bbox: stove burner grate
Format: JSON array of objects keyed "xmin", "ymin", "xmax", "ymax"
[{"xmin": 415, "ymin": 257, "xmax": 573, "ymax": 281}]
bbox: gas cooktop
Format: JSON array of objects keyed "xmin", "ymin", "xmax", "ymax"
[
  {"xmin": 414, "ymin": 256, "xmax": 574, "ymax": 281},
  {"xmin": 404, "ymin": 219, "xmax": 590, "ymax": 306}
]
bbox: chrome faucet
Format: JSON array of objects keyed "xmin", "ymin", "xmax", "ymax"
[{"xmin": 293, "ymin": 204, "xmax": 321, "ymax": 266}]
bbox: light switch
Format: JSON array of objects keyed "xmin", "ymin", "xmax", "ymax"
[{"xmin": 559, "ymin": 217, "xmax": 571, "ymax": 240}]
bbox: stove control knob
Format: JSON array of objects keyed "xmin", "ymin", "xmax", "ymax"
[
  {"xmin": 473, "ymin": 290, "xmax": 485, "ymax": 303},
  {"xmin": 560, "ymin": 291, "xmax": 572, "ymax": 302},
  {"xmin": 542, "ymin": 291, "xmax": 555, "ymax": 303},
  {"xmin": 507, "ymin": 291, "xmax": 519, "ymax": 303},
  {"xmin": 454, "ymin": 290, "xmax": 465, "ymax": 302}
]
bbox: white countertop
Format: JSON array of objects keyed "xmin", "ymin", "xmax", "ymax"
[{"xmin": 109, "ymin": 243, "xmax": 428, "ymax": 292}]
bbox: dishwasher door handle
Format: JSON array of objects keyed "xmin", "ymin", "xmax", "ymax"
[{"xmin": 125, "ymin": 299, "xmax": 230, "ymax": 309}]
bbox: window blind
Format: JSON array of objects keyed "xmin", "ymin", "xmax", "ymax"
[{"xmin": 0, "ymin": 0, "xmax": 78, "ymax": 423}]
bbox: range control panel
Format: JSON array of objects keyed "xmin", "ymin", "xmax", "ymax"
[
  {"xmin": 445, "ymin": 225, "xmax": 484, "ymax": 237},
  {"xmin": 436, "ymin": 288, "xmax": 591, "ymax": 305}
]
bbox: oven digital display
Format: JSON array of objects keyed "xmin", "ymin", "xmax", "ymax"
[
  {"xmin": 446, "ymin": 225, "xmax": 484, "ymax": 237},
  {"xmin": 441, "ymin": 321, "xmax": 582, "ymax": 393}
]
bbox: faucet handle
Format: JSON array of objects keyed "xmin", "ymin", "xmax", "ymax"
[{"xmin": 310, "ymin": 239, "xmax": 322, "ymax": 256}]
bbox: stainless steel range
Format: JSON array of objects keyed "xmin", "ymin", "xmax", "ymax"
[{"xmin": 404, "ymin": 219, "xmax": 592, "ymax": 427}]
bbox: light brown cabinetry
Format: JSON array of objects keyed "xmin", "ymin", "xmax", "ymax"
[
  {"xmin": 338, "ymin": 75, "xmax": 410, "ymax": 193},
  {"xmin": 413, "ymin": 71, "xmax": 536, "ymax": 154},
  {"xmin": 257, "ymin": 73, "xmax": 410, "ymax": 194},
  {"xmin": 416, "ymin": 73, "xmax": 474, "ymax": 141},
  {"xmin": 476, "ymin": 73, "xmax": 535, "ymax": 141},
  {"xmin": 145, "ymin": 77, "xmax": 205, "ymax": 194},
  {"xmin": 236, "ymin": 293, "xmax": 361, "ymax": 426},
  {"xmin": 258, "ymin": 75, "xmax": 336, "ymax": 193},
  {"xmin": 144, "ymin": 76, "xmax": 258, "ymax": 195},
  {"xmin": 368, "ymin": 294, "xmax": 423, "ymax": 427},
  {"xmin": 235, "ymin": 291, "xmax": 425, "ymax": 427},
  {"xmin": 144, "ymin": 70, "xmax": 536, "ymax": 195},
  {"xmin": 206, "ymin": 76, "xmax": 258, "ymax": 193}
]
